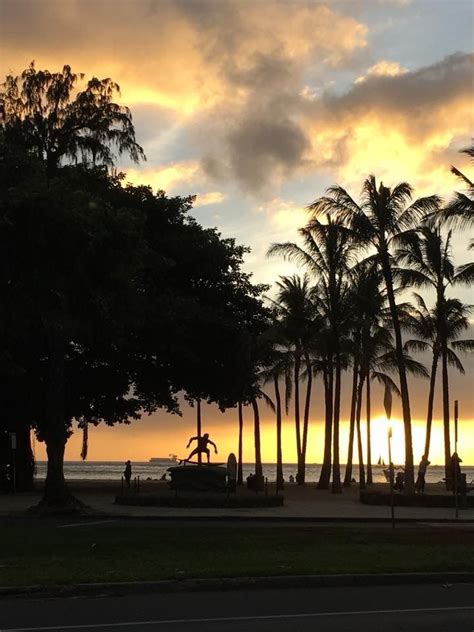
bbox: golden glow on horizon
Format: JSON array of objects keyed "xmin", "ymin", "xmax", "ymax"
[{"xmin": 33, "ymin": 415, "xmax": 474, "ymax": 466}]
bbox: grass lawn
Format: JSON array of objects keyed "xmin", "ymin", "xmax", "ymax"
[{"xmin": 1, "ymin": 525, "xmax": 473, "ymax": 587}]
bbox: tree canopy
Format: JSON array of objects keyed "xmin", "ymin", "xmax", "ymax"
[{"xmin": 0, "ymin": 62, "xmax": 145, "ymax": 173}]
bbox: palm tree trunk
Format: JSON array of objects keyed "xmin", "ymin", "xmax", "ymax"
[
  {"xmin": 196, "ymin": 398, "xmax": 202, "ymax": 466},
  {"xmin": 318, "ymin": 361, "xmax": 333, "ymax": 489},
  {"xmin": 343, "ymin": 360, "xmax": 359, "ymax": 486},
  {"xmin": 300, "ymin": 351, "xmax": 313, "ymax": 485},
  {"xmin": 237, "ymin": 402, "xmax": 244, "ymax": 485},
  {"xmin": 366, "ymin": 378, "xmax": 373, "ymax": 485},
  {"xmin": 423, "ymin": 350, "xmax": 439, "ymax": 461},
  {"xmin": 380, "ymin": 255, "xmax": 415, "ymax": 493},
  {"xmin": 355, "ymin": 373, "xmax": 366, "ymax": 490},
  {"xmin": 273, "ymin": 375, "xmax": 284, "ymax": 490},
  {"xmin": 251, "ymin": 396, "xmax": 264, "ymax": 490},
  {"xmin": 294, "ymin": 352, "xmax": 302, "ymax": 484},
  {"xmin": 14, "ymin": 420, "xmax": 35, "ymax": 491},
  {"xmin": 441, "ymin": 338, "xmax": 452, "ymax": 490},
  {"xmin": 332, "ymin": 350, "xmax": 342, "ymax": 494}
]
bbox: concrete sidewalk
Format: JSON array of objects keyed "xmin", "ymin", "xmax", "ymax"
[{"xmin": 1, "ymin": 487, "xmax": 473, "ymax": 522}]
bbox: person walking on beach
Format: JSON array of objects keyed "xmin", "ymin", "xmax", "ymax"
[
  {"xmin": 185, "ymin": 433, "xmax": 218, "ymax": 463},
  {"xmin": 124, "ymin": 460, "xmax": 132, "ymax": 486},
  {"xmin": 415, "ymin": 455, "xmax": 430, "ymax": 493},
  {"xmin": 450, "ymin": 452, "xmax": 463, "ymax": 493}
]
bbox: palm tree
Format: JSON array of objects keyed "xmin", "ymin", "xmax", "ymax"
[
  {"xmin": 259, "ymin": 318, "xmax": 293, "ymax": 492},
  {"xmin": 309, "ymin": 177, "xmax": 439, "ymax": 492},
  {"xmin": 266, "ymin": 275, "xmax": 316, "ymax": 484},
  {"xmin": 343, "ymin": 262, "xmax": 389, "ymax": 487},
  {"xmin": 439, "ymin": 144, "xmax": 474, "ymax": 234},
  {"xmin": 396, "ymin": 226, "xmax": 472, "ymax": 486},
  {"xmin": 343, "ymin": 340, "xmax": 360, "ymax": 488},
  {"xmin": 251, "ymin": 396, "xmax": 263, "ymax": 488},
  {"xmin": 251, "ymin": 379, "xmax": 275, "ymax": 491},
  {"xmin": 268, "ymin": 218, "xmax": 356, "ymax": 493},
  {"xmin": 403, "ymin": 294, "xmax": 474, "ymax": 463},
  {"xmin": 237, "ymin": 402, "xmax": 244, "ymax": 485}
]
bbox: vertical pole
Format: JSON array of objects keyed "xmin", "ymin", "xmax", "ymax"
[
  {"xmin": 388, "ymin": 426, "xmax": 395, "ymax": 529},
  {"xmin": 454, "ymin": 400, "xmax": 459, "ymax": 519},
  {"xmin": 197, "ymin": 398, "xmax": 202, "ymax": 466},
  {"xmin": 9, "ymin": 433, "xmax": 16, "ymax": 494}
]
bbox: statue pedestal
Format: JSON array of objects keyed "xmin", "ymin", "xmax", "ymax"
[{"xmin": 168, "ymin": 463, "xmax": 227, "ymax": 492}]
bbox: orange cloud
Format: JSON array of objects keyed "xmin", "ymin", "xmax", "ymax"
[
  {"xmin": 194, "ymin": 191, "xmax": 226, "ymax": 207},
  {"xmin": 305, "ymin": 54, "xmax": 473, "ymax": 197},
  {"xmin": 355, "ymin": 60, "xmax": 408, "ymax": 83},
  {"xmin": 125, "ymin": 162, "xmax": 201, "ymax": 193}
]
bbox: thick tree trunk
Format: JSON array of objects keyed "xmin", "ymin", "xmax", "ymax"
[
  {"xmin": 366, "ymin": 378, "xmax": 373, "ymax": 485},
  {"xmin": 343, "ymin": 361, "xmax": 359, "ymax": 487},
  {"xmin": 274, "ymin": 375, "xmax": 284, "ymax": 491},
  {"xmin": 237, "ymin": 402, "xmax": 244, "ymax": 485},
  {"xmin": 318, "ymin": 363, "xmax": 333, "ymax": 489},
  {"xmin": 441, "ymin": 339, "xmax": 452, "ymax": 490},
  {"xmin": 332, "ymin": 351, "xmax": 342, "ymax": 494},
  {"xmin": 43, "ymin": 433, "xmax": 69, "ymax": 505},
  {"xmin": 355, "ymin": 374, "xmax": 366, "ymax": 490},
  {"xmin": 41, "ymin": 324, "xmax": 76, "ymax": 508},
  {"xmin": 423, "ymin": 350, "xmax": 439, "ymax": 461},
  {"xmin": 251, "ymin": 397, "xmax": 264, "ymax": 490},
  {"xmin": 294, "ymin": 353, "xmax": 302, "ymax": 483},
  {"xmin": 381, "ymin": 255, "xmax": 415, "ymax": 493},
  {"xmin": 14, "ymin": 421, "xmax": 35, "ymax": 491},
  {"xmin": 299, "ymin": 351, "xmax": 313, "ymax": 485}
]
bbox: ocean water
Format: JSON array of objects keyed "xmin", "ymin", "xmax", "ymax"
[{"xmin": 34, "ymin": 461, "xmax": 474, "ymax": 485}]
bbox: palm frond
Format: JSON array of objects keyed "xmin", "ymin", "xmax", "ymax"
[
  {"xmin": 451, "ymin": 339, "xmax": 474, "ymax": 352},
  {"xmin": 403, "ymin": 339, "xmax": 431, "ymax": 354},
  {"xmin": 453, "ymin": 262, "xmax": 474, "ymax": 286},
  {"xmin": 446, "ymin": 348, "xmax": 465, "ymax": 374}
]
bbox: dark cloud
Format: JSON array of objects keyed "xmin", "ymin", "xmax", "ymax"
[
  {"xmin": 320, "ymin": 52, "xmax": 474, "ymax": 135},
  {"xmin": 226, "ymin": 115, "xmax": 309, "ymax": 193}
]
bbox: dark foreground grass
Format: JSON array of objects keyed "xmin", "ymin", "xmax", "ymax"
[{"xmin": 1, "ymin": 525, "xmax": 473, "ymax": 587}]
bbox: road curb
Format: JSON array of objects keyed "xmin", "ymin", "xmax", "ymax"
[
  {"xmin": 2, "ymin": 513, "xmax": 473, "ymax": 523},
  {"xmin": 1, "ymin": 572, "xmax": 473, "ymax": 599}
]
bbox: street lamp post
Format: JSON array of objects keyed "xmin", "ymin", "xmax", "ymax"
[{"xmin": 387, "ymin": 424, "xmax": 395, "ymax": 529}]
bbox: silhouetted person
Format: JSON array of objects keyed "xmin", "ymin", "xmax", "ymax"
[
  {"xmin": 246, "ymin": 472, "xmax": 255, "ymax": 490},
  {"xmin": 186, "ymin": 433, "xmax": 218, "ymax": 463},
  {"xmin": 394, "ymin": 470, "xmax": 405, "ymax": 492},
  {"xmin": 451, "ymin": 452, "xmax": 462, "ymax": 493},
  {"xmin": 289, "ymin": 475, "xmax": 295, "ymax": 484},
  {"xmin": 124, "ymin": 460, "xmax": 132, "ymax": 487},
  {"xmin": 415, "ymin": 455, "xmax": 430, "ymax": 493}
]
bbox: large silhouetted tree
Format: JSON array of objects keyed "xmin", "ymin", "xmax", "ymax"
[
  {"xmin": 0, "ymin": 62, "xmax": 145, "ymax": 174},
  {"xmin": 0, "ymin": 153, "xmax": 267, "ymax": 507}
]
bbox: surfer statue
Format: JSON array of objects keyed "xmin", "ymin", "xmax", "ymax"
[{"xmin": 185, "ymin": 433, "xmax": 218, "ymax": 464}]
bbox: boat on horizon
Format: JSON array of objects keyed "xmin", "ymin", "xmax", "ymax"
[{"xmin": 149, "ymin": 454, "xmax": 178, "ymax": 463}]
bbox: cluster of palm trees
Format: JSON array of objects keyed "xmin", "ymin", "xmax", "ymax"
[{"xmin": 242, "ymin": 149, "xmax": 473, "ymax": 494}]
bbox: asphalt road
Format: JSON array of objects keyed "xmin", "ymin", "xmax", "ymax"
[
  {"xmin": 1, "ymin": 583, "xmax": 473, "ymax": 632},
  {"xmin": 2, "ymin": 516, "xmax": 474, "ymax": 530}
]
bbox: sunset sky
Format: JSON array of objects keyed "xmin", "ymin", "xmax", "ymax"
[{"xmin": 1, "ymin": 0, "xmax": 473, "ymax": 464}]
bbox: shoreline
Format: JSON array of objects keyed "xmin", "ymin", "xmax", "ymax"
[{"xmin": 28, "ymin": 479, "xmax": 457, "ymax": 498}]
